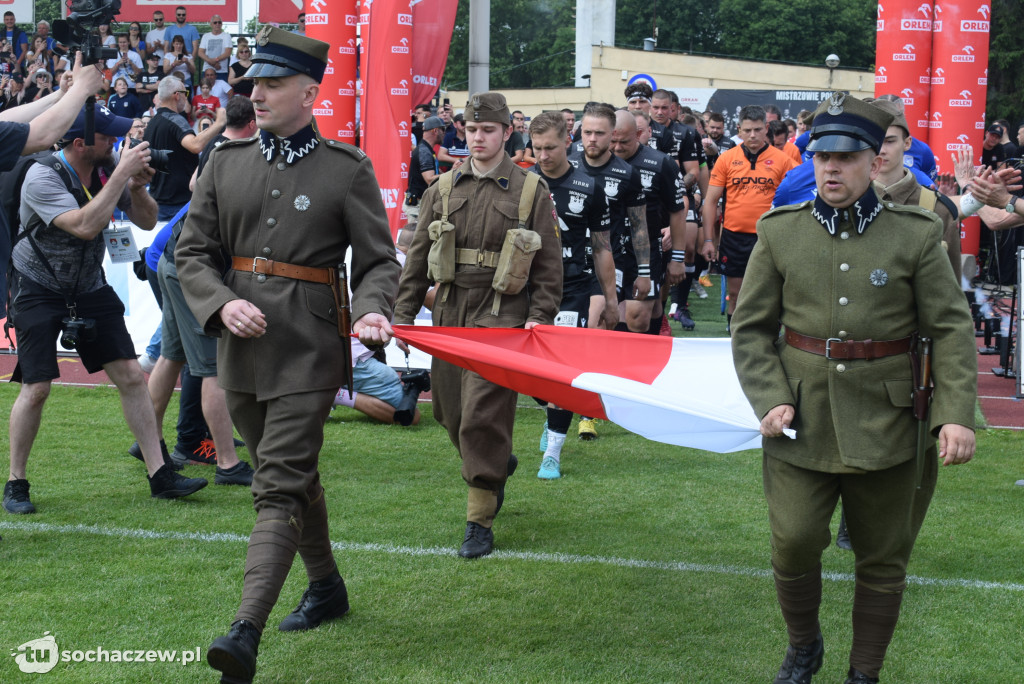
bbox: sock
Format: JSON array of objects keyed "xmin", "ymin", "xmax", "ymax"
[
  {"xmin": 679, "ymin": 273, "xmax": 694, "ymax": 308},
  {"xmin": 850, "ymin": 578, "xmax": 905, "ymax": 678},
  {"xmin": 547, "ymin": 407, "xmax": 573, "ymax": 433},
  {"xmin": 773, "ymin": 563, "xmax": 822, "ymax": 647},
  {"xmin": 543, "ymin": 432, "xmax": 566, "ymax": 463},
  {"xmin": 334, "ymin": 388, "xmax": 357, "ymax": 408},
  {"xmin": 647, "ymin": 316, "xmax": 663, "ymax": 335},
  {"xmin": 614, "ymin": 322, "xmax": 629, "ymax": 332}
]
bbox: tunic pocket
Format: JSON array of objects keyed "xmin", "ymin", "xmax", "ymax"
[
  {"xmin": 883, "ymin": 379, "xmax": 914, "ymax": 408},
  {"xmin": 303, "ymin": 285, "xmax": 337, "ymax": 326}
]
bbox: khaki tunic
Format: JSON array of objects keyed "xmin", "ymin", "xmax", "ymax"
[
  {"xmin": 394, "ymin": 155, "xmax": 562, "ymax": 493},
  {"xmin": 875, "ymin": 170, "xmax": 962, "ymax": 284}
]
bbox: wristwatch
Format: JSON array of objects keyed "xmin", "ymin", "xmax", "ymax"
[{"xmin": 1006, "ymin": 197, "xmax": 1018, "ymax": 214}]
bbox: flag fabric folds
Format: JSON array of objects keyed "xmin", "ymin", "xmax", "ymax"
[{"xmin": 392, "ymin": 325, "xmax": 777, "ymax": 453}]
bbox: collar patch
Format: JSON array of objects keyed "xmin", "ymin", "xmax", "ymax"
[
  {"xmin": 259, "ymin": 124, "xmax": 320, "ymax": 165},
  {"xmin": 812, "ymin": 186, "xmax": 882, "ymax": 236}
]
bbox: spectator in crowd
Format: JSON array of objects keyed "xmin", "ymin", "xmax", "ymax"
[
  {"xmin": 993, "ymin": 118, "xmax": 1017, "ymax": 159},
  {"xmin": 198, "ymin": 15, "xmax": 232, "ymax": 81},
  {"xmin": 436, "ymin": 111, "xmax": 466, "ymax": 171},
  {"xmin": 144, "ymin": 76, "xmax": 225, "ymax": 220},
  {"xmin": 981, "ymin": 124, "xmax": 1008, "ymax": 169},
  {"xmin": 97, "ymin": 23, "xmax": 115, "ymax": 47},
  {"xmin": 4, "ymin": 12, "xmax": 29, "ymax": 70},
  {"xmin": 201, "ymin": 66, "xmax": 232, "ymax": 107},
  {"xmin": 331, "ymin": 339, "xmax": 422, "ymax": 425},
  {"xmin": 146, "ymin": 11, "xmax": 167, "ymax": 60},
  {"xmin": 26, "ymin": 35, "xmax": 59, "ymax": 75},
  {"xmin": 410, "ymin": 101, "xmax": 430, "ymax": 141},
  {"xmin": 1, "ymin": 73, "xmax": 26, "ymax": 111},
  {"xmin": 504, "ymin": 113, "xmax": 526, "ymax": 162},
  {"xmin": 702, "ymin": 104, "xmax": 796, "ymax": 331},
  {"xmin": 127, "ymin": 21, "xmax": 146, "ymax": 56},
  {"xmin": 107, "ymin": 76, "xmax": 143, "ymax": 119},
  {"xmin": 118, "ymin": 117, "xmax": 146, "ymax": 153},
  {"xmin": 164, "ymin": 6, "xmax": 199, "ymax": 58},
  {"xmin": 293, "ymin": 12, "xmax": 306, "ymax": 37},
  {"xmin": 24, "ymin": 71, "xmax": 54, "ymax": 103},
  {"xmin": 768, "ymin": 119, "xmax": 801, "ymax": 163},
  {"xmin": 191, "ymin": 77, "xmax": 219, "ymax": 125},
  {"xmin": 36, "ymin": 20, "xmax": 59, "ymax": 52},
  {"xmin": 561, "ymin": 107, "xmax": 576, "ymax": 140},
  {"xmin": 136, "ymin": 53, "xmax": 163, "ymax": 110},
  {"xmin": 1017, "ymin": 122, "xmax": 1024, "ymax": 150},
  {"xmin": 3, "ymin": 103, "xmax": 209, "ymax": 515},
  {"xmin": 403, "ymin": 115, "xmax": 442, "ymax": 224},
  {"xmin": 228, "ymin": 45, "xmax": 254, "ymax": 97},
  {"xmin": 176, "ymin": 28, "xmax": 401, "ymax": 682},
  {"xmin": 107, "ymin": 34, "xmax": 143, "ymax": 92},
  {"xmin": 163, "ymin": 34, "xmax": 195, "ymax": 91}
]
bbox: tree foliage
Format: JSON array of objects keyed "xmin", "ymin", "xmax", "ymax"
[
  {"xmin": 986, "ymin": 0, "xmax": 1024, "ymax": 126},
  {"xmin": 615, "ymin": 0, "xmax": 719, "ymax": 54}
]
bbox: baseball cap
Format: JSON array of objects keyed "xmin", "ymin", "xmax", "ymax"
[
  {"xmin": 422, "ymin": 116, "xmax": 445, "ymax": 131},
  {"xmin": 63, "ymin": 103, "xmax": 134, "ymax": 141},
  {"xmin": 987, "ymin": 124, "xmax": 1004, "ymax": 137}
]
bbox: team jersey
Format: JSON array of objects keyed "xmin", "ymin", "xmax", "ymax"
[
  {"xmin": 622, "ymin": 144, "xmax": 687, "ymax": 235},
  {"xmin": 649, "ymin": 119, "xmax": 706, "ymax": 170},
  {"xmin": 569, "ymin": 151, "xmax": 646, "ymax": 254},
  {"xmin": 533, "ymin": 164, "xmax": 611, "ymax": 284},
  {"xmin": 710, "ymin": 143, "xmax": 796, "ymax": 234}
]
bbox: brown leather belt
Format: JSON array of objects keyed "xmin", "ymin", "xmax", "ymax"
[
  {"xmin": 784, "ymin": 329, "xmax": 915, "ymax": 361},
  {"xmin": 231, "ymin": 257, "xmax": 334, "ymax": 284}
]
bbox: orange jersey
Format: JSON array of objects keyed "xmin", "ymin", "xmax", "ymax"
[{"xmin": 710, "ymin": 144, "xmax": 796, "ymax": 234}]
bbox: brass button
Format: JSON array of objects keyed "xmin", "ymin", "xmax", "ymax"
[
  {"xmin": 267, "ymin": 218, "xmax": 277, "ymax": 227},
  {"xmin": 262, "ymin": 247, "xmax": 272, "ymax": 255},
  {"xmin": 271, "ymin": 189, "xmax": 281, "ymax": 199},
  {"xmin": 840, "ymin": 263, "xmax": 850, "ymax": 272},
  {"xmin": 840, "ymin": 231, "xmax": 850, "ymax": 240},
  {"xmin": 836, "ymin": 364, "xmax": 847, "ymax": 373},
  {"xmin": 277, "ymin": 162, "xmax": 286, "ymax": 171},
  {"xmin": 256, "ymin": 274, "xmax": 267, "ymax": 283},
  {"xmin": 838, "ymin": 330, "xmax": 848, "ymax": 339},
  {"xmin": 839, "ymin": 297, "xmax": 849, "ymax": 306}
]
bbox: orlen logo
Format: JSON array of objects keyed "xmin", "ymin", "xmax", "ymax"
[
  {"xmin": 391, "ymin": 37, "xmax": 410, "ymax": 54},
  {"xmin": 917, "ymin": 110, "xmax": 930, "ymax": 129},
  {"xmin": 930, "ymin": 67, "xmax": 945, "ymax": 85},
  {"xmin": 929, "ymin": 112, "xmax": 943, "ymax": 129},
  {"xmin": 952, "ymin": 45, "xmax": 975, "ymax": 63},
  {"xmin": 390, "ymin": 79, "xmax": 409, "ymax": 96},
  {"xmin": 979, "ymin": 67, "xmax": 988, "ymax": 86},
  {"xmin": 345, "ymin": 14, "xmax": 357, "ymax": 26},
  {"xmin": 961, "ymin": 4, "xmax": 989, "ymax": 32},
  {"xmin": 893, "ymin": 44, "xmax": 916, "ymax": 61},
  {"xmin": 338, "ymin": 121, "xmax": 355, "ymax": 139},
  {"xmin": 899, "ymin": 88, "xmax": 914, "ymax": 106},
  {"xmin": 324, "ymin": 57, "xmax": 334, "ymax": 75},
  {"xmin": 398, "ymin": 120, "xmax": 409, "ymax": 137},
  {"xmin": 339, "ymin": 39, "xmax": 356, "ymax": 56},
  {"xmin": 919, "ymin": 66, "xmax": 930, "ymax": 85},
  {"xmin": 313, "ymin": 99, "xmax": 333, "ymax": 117},
  {"xmin": 901, "ymin": 5, "xmax": 931, "ymax": 31},
  {"xmin": 400, "ymin": 162, "xmax": 408, "ymax": 180},
  {"xmin": 413, "ymin": 74, "xmax": 438, "ymax": 87},
  {"xmin": 949, "ymin": 90, "xmax": 972, "ymax": 107},
  {"xmin": 946, "ymin": 133, "xmax": 972, "ymax": 152},
  {"xmin": 307, "ymin": 13, "xmax": 328, "ymax": 24},
  {"xmin": 876, "ymin": 2, "xmax": 884, "ymax": 31},
  {"xmin": 397, "ymin": 13, "xmax": 412, "ymax": 25},
  {"xmin": 338, "ymin": 80, "xmax": 356, "ymax": 97},
  {"xmin": 875, "ymin": 65, "xmax": 887, "ymax": 84},
  {"xmin": 932, "ymin": 3, "xmax": 942, "ymax": 31}
]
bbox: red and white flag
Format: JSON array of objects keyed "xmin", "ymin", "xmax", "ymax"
[{"xmin": 392, "ymin": 325, "xmax": 778, "ymax": 453}]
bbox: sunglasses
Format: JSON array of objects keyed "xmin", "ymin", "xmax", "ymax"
[
  {"xmin": 176, "ymin": 14, "xmax": 186, "ymax": 18},
  {"xmin": 211, "ymin": 20, "xmax": 222, "ymax": 24},
  {"xmin": 176, "ymin": 90, "xmax": 188, "ymax": 95}
]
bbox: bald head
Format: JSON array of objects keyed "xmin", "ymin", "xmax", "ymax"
[{"xmin": 611, "ymin": 109, "xmax": 640, "ymax": 159}]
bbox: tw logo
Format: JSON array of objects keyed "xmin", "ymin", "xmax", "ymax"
[{"xmin": 12, "ymin": 633, "xmax": 58, "ymax": 674}]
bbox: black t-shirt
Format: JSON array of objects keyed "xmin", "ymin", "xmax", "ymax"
[
  {"xmin": 624, "ymin": 145, "xmax": 686, "ymax": 234},
  {"xmin": 144, "ymin": 107, "xmax": 198, "ymax": 206},
  {"xmin": 505, "ymin": 130, "xmax": 525, "ymax": 158},
  {"xmin": 407, "ymin": 138, "xmax": 435, "ymax": 199},
  {"xmin": 230, "ymin": 61, "xmax": 253, "ymax": 97},
  {"xmin": 136, "ymin": 66, "xmax": 164, "ymax": 110},
  {"xmin": 649, "ymin": 119, "xmax": 706, "ymax": 170},
  {"xmin": 569, "ymin": 151, "xmax": 645, "ymax": 255},
  {"xmin": 534, "ymin": 164, "xmax": 610, "ymax": 283}
]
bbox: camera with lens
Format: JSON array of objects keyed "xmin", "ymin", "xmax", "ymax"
[
  {"xmin": 128, "ymin": 137, "xmax": 171, "ymax": 173},
  {"xmin": 52, "ymin": 0, "xmax": 121, "ymax": 64},
  {"xmin": 60, "ymin": 316, "xmax": 97, "ymax": 350},
  {"xmin": 393, "ymin": 369, "xmax": 430, "ymax": 426}
]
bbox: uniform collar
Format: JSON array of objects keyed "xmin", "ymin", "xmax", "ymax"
[
  {"xmin": 741, "ymin": 143, "xmax": 770, "ymax": 169},
  {"xmin": 259, "ymin": 123, "xmax": 320, "ymax": 165},
  {"xmin": 875, "ymin": 169, "xmax": 917, "ymax": 204},
  {"xmin": 454, "ymin": 154, "xmax": 516, "ymax": 190},
  {"xmin": 811, "ymin": 186, "xmax": 883, "ymax": 236}
]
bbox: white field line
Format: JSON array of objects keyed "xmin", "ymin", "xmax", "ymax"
[{"xmin": 2, "ymin": 520, "xmax": 1022, "ymax": 593}]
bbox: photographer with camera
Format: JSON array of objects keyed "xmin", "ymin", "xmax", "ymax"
[
  {"xmin": 331, "ymin": 338, "xmax": 424, "ymax": 426},
  {"xmin": 2, "ymin": 103, "xmax": 209, "ymax": 515}
]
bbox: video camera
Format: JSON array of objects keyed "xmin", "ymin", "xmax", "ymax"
[
  {"xmin": 53, "ymin": 0, "xmax": 122, "ymax": 65},
  {"xmin": 393, "ymin": 369, "xmax": 430, "ymax": 427}
]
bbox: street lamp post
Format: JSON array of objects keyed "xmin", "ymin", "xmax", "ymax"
[{"xmin": 825, "ymin": 53, "xmax": 840, "ymax": 90}]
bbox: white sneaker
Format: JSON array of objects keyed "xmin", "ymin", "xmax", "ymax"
[{"xmin": 138, "ymin": 355, "xmax": 157, "ymax": 373}]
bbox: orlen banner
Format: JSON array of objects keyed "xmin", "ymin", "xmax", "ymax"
[
  {"xmin": 307, "ymin": 0, "xmax": 358, "ymax": 144},
  {"xmin": 928, "ymin": 0, "xmax": 992, "ymax": 257},
  {"xmin": 361, "ymin": 0, "xmax": 413, "ymax": 238},
  {"xmin": 116, "ymin": 2, "xmax": 236, "ymax": 23},
  {"xmin": 410, "ymin": 0, "xmax": 459, "ymax": 107},
  {"xmin": 874, "ymin": 0, "xmax": 934, "ymax": 145},
  {"xmin": 259, "ymin": 0, "xmax": 305, "ymax": 23}
]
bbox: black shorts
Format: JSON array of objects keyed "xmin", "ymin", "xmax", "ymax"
[
  {"xmin": 719, "ymin": 230, "xmax": 758, "ymax": 278},
  {"xmin": 555, "ymin": 278, "xmax": 592, "ymax": 328},
  {"xmin": 614, "ymin": 244, "xmax": 662, "ymax": 301},
  {"xmin": 9, "ymin": 273, "xmax": 137, "ymax": 384}
]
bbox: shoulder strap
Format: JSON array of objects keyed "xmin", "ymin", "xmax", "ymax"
[
  {"xmin": 437, "ymin": 170, "xmax": 454, "ymax": 221},
  {"xmin": 518, "ymin": 172, "xmax": 540, "ymax": 230},
  {"xmin": 917, "ymin": 187, "xmax": 937, "ymax": 213}
]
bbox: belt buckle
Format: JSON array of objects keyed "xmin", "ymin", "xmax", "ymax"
[
  {"xmin": 251, "ymin": 256, "xmax": 268, "ymax": 274},
  {"xmin": 824, "ymin": 337, "xmax": 844, "ymax": 360}
]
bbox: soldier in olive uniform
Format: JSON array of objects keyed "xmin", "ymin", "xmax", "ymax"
[
  {"xmin": 393, "ymin": 92, "xmax": 563, "ymax": 559},
  {"xmin": 731, "ymin": 94, "xmax": 976, "ymax": 684},
  {"xmin": 176, "ymin": 27, "xmax": 401, "ymax": 683}
]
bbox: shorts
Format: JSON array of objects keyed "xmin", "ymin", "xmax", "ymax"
[
  {"xmin": 158, "ymin": 255, "xmax": 218, "ymax": 377},
  {"xmin": 554, "ymin": 278, "xmax": 592, "ymax": 328},
  {"xmin": 615, "ymin": 245, "xmax": 662, "ymax": 301},
  {"xmin": 351, "ymin": 356, "xmax": 404, "ymax": 408},
  {"xmin": 9, "ymin": 272, "xmax": 137, "ymax": 384},
  {"xmin": 719, "ymin": 229, "xmax": 758, "ymax": 278}
]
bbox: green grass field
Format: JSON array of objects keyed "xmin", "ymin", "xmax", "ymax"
[{"xmin": 1, "ymin": 288, "xmax": 1022, "ymax": 683}]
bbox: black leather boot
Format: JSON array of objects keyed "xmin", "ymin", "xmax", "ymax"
[
  {"xmin": 773, "ymin": 632, "xmax": 824, "ymax": 684},
  {"xmin": 278, "ymin": 569, "xmax": 349, "ymax": 632},
  {"xmin": 208, "ymin": 619, "xmax": 261, "ymax": 684},
  {"xmin": 458, "ymin": 521, "xmax": 494, "ymax": 558}
]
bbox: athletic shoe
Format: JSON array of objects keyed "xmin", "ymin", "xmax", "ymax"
[
  {"xmin": 138, "ymin": 355, "xmax": 157, "ymax": 374},
  {"xmin": 148, "ymin": 466, "xmax": 208, "ymax": 499},
  {"xmin": 3, "ymin": 479, "xmax": 36, "ymax": 514},
  {"xmin": 215, "ymin": 461, "xmax": 255, "ymax": 486},
  {"xmin": 659, "ymin": 316, "xmax": 673, "ymax": 336},
  {"xmin": 539, "ymin": 420, "xmax": 548, "ymax": 452},
  {"xmin": 578, "ymin": 418, "xmax": 598, "ymax": 441},
  {"xmin": 128, "ymin": 439, "xmax": 182, "ymax": 471},
  {"xmin": 699, "ymin": 274, "xmax": 713, "ymax": 288},
  {"xmin": 675, "ymin": 307, "xmax": 696, "ymax": 331},
  {"xmin": 171, "ymin": 438, "xmax": 218, "ymax": 467},
  {"xmin": 537, "ymin": 457, "xmax": 561, "ymax": 480},
  {"xmin": 691, "ymin": 282, "xmax": 708, "ymax": 299}
]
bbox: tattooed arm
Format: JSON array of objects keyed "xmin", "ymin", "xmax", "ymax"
[{"xmin": 627, "ymin": 204, "xmax": 651, "ymax": 299}]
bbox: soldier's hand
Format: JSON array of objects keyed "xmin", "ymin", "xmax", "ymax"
[
  {"xmin": 354, "ymin": 312, "xmax": 392, "ymax": 346},
  {"xmin": 221, "ymin": 299, "xmax": 267, "ymax": 338},
  {"xmin": 665, "ymin": 261, "xmax": 685, "ymax": 287},
  {"xmin": 938, "ymin": 424, "xmax": 975, "ymax": 466},
  {"xmin": 760, "ymin": 404, "xmax": 794, "ymax": 438},
  {"xmin": 632, "ymin": 275, "xmax": 651, "ymax": 300}
]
